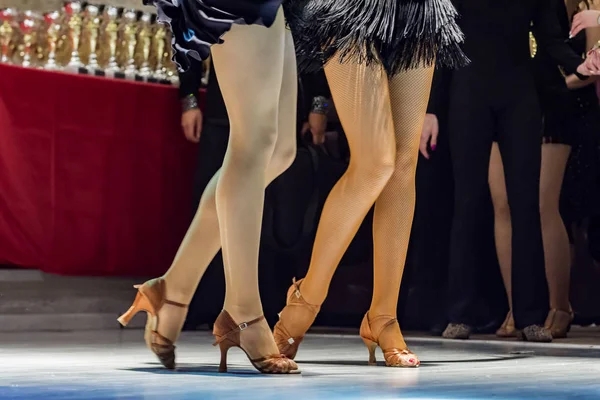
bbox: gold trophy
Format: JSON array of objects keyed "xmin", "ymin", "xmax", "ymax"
[
  {"xmin": 121, "ymin": 9, "xmax": 139, "ymax": 76},
  {"xmin": 43, "ymin": 11, "xmax": 61, "ymax": 70},
  {"xmin": 152, "ymin": 22, "xmax": 168, "ymax": 80},
  {"xmin": 19, "ymin": 12, "xmax": 39, "ymax": 68},
  {"xmin": 83, "ymin": 5, "xmax": 101, "ymax": 70},
  {"xmin": 65, "ymin": 1, "xmax": 83, "ymax": 69},
  {"xmin": 137, "ymin": 12, "xmax": 153, "ymax": 77},
  {"xmin": 0, "ymin": 8, "xmax": 16, "ymax": 64},
  {"xmin": 101, "ymin": 6, "xmax": 120, "ymax": 73},
  {"xmin": 164, "ymin": 30, "xmax": 179, "ymax": 84}
]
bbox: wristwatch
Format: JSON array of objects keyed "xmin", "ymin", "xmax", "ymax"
[
  {"xmin": 181, "ymin": 94, "xmax": 199, "ymax": 112},
  {"xmin": 311, "ymin": 96, "xmax": 330, "ymax": 115}
]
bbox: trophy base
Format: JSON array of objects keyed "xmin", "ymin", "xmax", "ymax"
[{"xmin": 43, "ymin": 62, "xmax": 62, "ymax": 71}]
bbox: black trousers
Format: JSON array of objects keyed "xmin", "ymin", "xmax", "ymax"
[{"xmin": 446, "ymin": 71, "xmax": 549, "ymax": 329}]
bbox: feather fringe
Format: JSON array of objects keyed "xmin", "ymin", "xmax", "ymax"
[{"xmin": 286, "ymin": 0, "xmax": 469, "ymax": 76}]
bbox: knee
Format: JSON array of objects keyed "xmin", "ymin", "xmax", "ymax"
[
  {"xmin": 229, "ymin": 123, "xmax": 279, "ymax": 169},
  {"xmin": 349, "ymin": 147, "xmax": 396, "ymax": 191},
  {"xmin": 539, "ymin": 197, "xmax": 560, "ymax": 224},
  {"xmin": 492, "ymin": 196, "xmax": 511, "ymax": 221}
]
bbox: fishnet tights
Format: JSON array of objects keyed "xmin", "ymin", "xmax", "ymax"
[{"xmin": 297, "ymin": 58, "xmax": 434, "ymax": 350}]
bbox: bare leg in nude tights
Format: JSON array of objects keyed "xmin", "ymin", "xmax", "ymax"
[
  {"xmin": 274, "ymin": 57, "xmax": 434, "ymax": 365},
  {"xmin": 154, "ymin": 24, "xmax": 298, "ymax": 345},
  {"xmin": 119, "ymin": 9, "xmax": 298, "ymax": 372},
  {"xmin": 490, "ymin": 142, "xmax": 573, "ymax": 338}
]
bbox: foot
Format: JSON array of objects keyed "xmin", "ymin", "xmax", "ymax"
[
  {"xmin": 544, "ymin": 309, "xmax": 573, "ymax": 339},
  {"xmin": 496, "ymin": 311, "xmax": 517, "ymax": 338},
  {"xmin": 141, "ymin": 278, "xmax": 189, "ymax": 369},
  {"xmin": 273, "ymin": 279, "xmax": 320, "ymax": 359},
  {"xmin": 215, "ymin": 310, "xmax": 299, "ymax": 374},
  {"xmin": 361, "ymin": 312, "xmax": 419, "ymax": 367},
  {"xmin": 442, "ymin": 323, "xmax": 472, "ymax": 340},
  {"xmin": 520, "ymin": 325, "xmax": 553, "ymax": 342}
]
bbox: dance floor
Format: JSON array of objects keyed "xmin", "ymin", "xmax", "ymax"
[{"xmin": 1, "ymin": 330, "xmax": 599, "ymax": 399}]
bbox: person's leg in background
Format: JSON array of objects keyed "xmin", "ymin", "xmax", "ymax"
[
  {"xmin": 443, "ymin": 82, "xmax": 495, "ymax": 340},
  {"xmin": 539, "ymin": 143, "xmax": 573, "ymax": 337},
  {"xmin": 488, "ymin": 142, "xmax": 516, "ymax": 337},
  {"xmin": 497, "ymin": 87, "xmax": 552, "ymax": 341},
  {"xmin": 363, "ymin": 65, "xmax": 434, "ymax": 366},
  {"xmin": 274, "ymin": 58, "xmax": 397, "ymax": 358}
]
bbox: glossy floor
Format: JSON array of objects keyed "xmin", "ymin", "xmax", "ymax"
[{"xmin": 0, "ymin": 330, "xmax": 599, "ymax": 399}]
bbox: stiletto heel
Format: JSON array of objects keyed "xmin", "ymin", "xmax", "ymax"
[
  {"xmin": 218, "ymin": 342, "xmax": 231, "ymax": 373},
  {"xmin": 273, "ymin": 278, "xmax": 321, "ymax": 359},
  {"xmin": 117, "ymin": 292, "xmax": 150, "ymax": 326},
  {"xmin": 359, "ymin": 313, "xmax": 420, "ymax": 368},
  {"xmin": 362, "ymin": 337, "xmax": 377, "ymax": 365},
  {"xmin": 118, "ymin": 278, "xmax": 189, "ymax": 370},
  {"xmin": 213, "ymin": 310, "xmax": 299, "ymax": 374}
]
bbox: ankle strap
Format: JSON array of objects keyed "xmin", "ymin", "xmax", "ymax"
[
  {"xmin": 213, "ymin": 315, "xmax": 265, "ymax": 345},
  {"xmin": 164, "ymin": 299, "xmax": 188, "ymax": 308},
  {"xmin": 368, "ymin": 315, "xmax": 398, "ymax": 340}
]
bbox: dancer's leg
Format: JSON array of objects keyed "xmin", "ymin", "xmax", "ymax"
[
  {"xmin": 277, "ymin": 59, "xmax": 397, "ymax": 342},
  {"xmin": 155, "ymin": 11, "xmax": 297, "ymax": 348},
  {"xmin": 212, "ymin": 11, "xmax": 293, "ymax": 363},
  {"xmin": 367, "ymin": 66, "xmax": 434, "ymax": 352}
]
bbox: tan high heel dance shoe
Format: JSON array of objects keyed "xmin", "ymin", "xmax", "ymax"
[
  {"xmin": 273, "ymin": 278, "xmax": 320, "ymax": 359},
  {"xmin": 496, "ymin": 311, "xmax": 518, "ymax": 338},
  {"xmin": 545, "ymin": 308, "xmax": 574, "ymax": 339},
  {"xmin": 360, "ymin": 313, "xmax": 420, "ymax": 368},
  {"xmin": 118, "ymin": 278, "xmax": 188, "ymax": 370},
  {"xmin": 213, "ymin": 310, "xmax": 299, "ymax": 374}
]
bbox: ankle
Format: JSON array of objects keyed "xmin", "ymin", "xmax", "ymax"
[
  {"xmin": 160, "ymin": 278, "xmax": 193, "ymax": 305},
  {"xmin": 367, "ymin": 308, "xmax": 397, "ymax": 321},
  {"xmin": 223, "ymin": 304, "xmax": 264, "ymax": 324}
]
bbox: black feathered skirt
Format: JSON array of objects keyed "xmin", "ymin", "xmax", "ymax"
[
  {"xmin": 285, "ymin": 0, "xmax": 468, "ymax": 76},
  {"xmin": 143, "ymin": 0, "xmax": 286, "ymax": 72}
]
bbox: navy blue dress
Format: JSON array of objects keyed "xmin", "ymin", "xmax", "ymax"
[{"xmin": 145, "ymin": 0, "xmax": 285, "ymax": 71}]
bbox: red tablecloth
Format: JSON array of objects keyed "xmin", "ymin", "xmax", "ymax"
[{"xmin": 0, "ymin": 64, "xmax": 200, "ymax": 276}]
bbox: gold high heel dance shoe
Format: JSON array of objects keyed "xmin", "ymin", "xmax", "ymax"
[
  {"xmin": 118, "ymin": 278, "xmax": 188, "ymax": 370},
  {"xmin": 360, "ymin": 313, "xmax": 420, "ymax": 367},
  {"xmin": 496, "ymin": 311, "xmax": 518, "ymax": 338},
  {"xmin": 273, "ymin": 278, "xmax": 320, "ymax": 359},
  {"xmin": 213, "ymin": 310, "xmax": 299, "ymax": 374},
  {"xmin": 545, "ymin": 308, "xmax": 574, "ymax": 339}
]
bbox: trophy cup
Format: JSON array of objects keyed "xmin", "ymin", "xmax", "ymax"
[
  {"xmin": 137, "ymin": 12, "xmax": 153, "ymax": 77},
  {"xmin": 65, "ymin": 1, "xmax": 84, "ymax": 69},
  {"xmin": 152, "ymin": 23, "xmax": 168, "ymax": 80},
  {"xmin": 83, "ymin": 5, "xmax": 101, "ymax": 70},
  {"xmin": 0, "ymin": 8, "xmax": 16, "ymax": 64},
  {"xmin": 121, "ymin": 9, "xmax": 139, "ymax": 76},
  {"xmin": 43, "ymin": 11, "xmax": 61, "ymax": 70},
  {"xmin": 19, "ymin": 13, "xmax": 39, "ymax": 68},
  {"xmin": 101, "ymin": 6, "xmax": 120, "ymax": 73}
]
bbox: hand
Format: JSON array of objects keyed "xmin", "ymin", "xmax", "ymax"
[
  {"xmin": 181, "ymin": 108, "xmax": 203, "ymax": 143},
  {"xmin": 419, "ymin": 114, "xmax": 439, "ymax": 159},
  {"xmin": 570, "ymin": 10, "xmax": 600, "ymax": 38},
  {"xmin": 582, "ymin": 49, "xmax": 600, "ymax": 75},
  {"xmin": 303, "ymin": 112, "xmax": 327, "ymax": 145}
]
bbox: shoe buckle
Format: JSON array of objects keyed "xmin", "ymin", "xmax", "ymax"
[
  {"xmin": 295, "ymin": 290, "xmax": 301, "ymax": 299},
  {"xmin": 288, "ymin": 338, "xmax": 295, "ymax": 345},
  {"xmin": 239, "ymin": 322, "xmax": 248, "ymax": 331}
]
